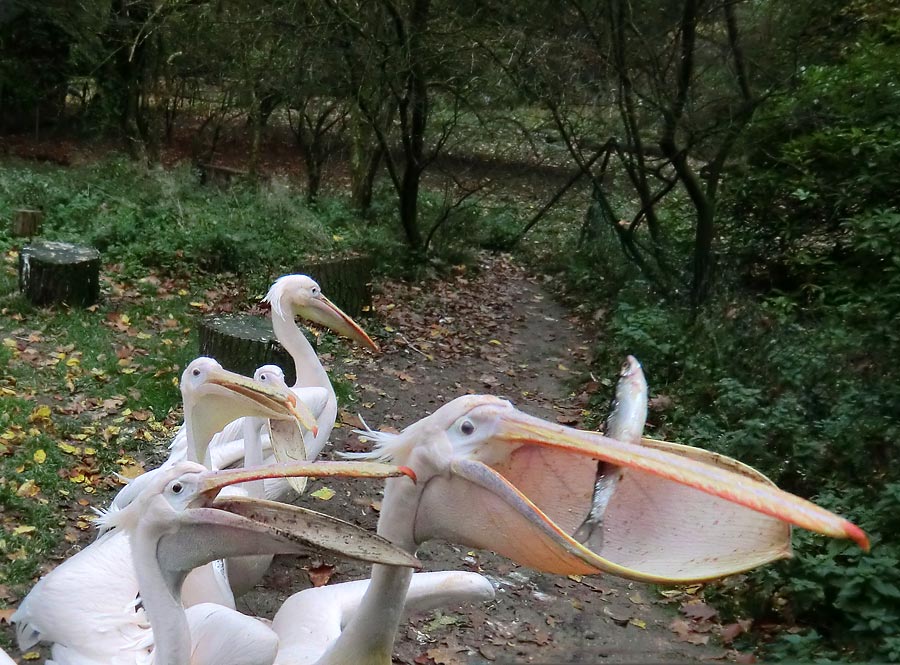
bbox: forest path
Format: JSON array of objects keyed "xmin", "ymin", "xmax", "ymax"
[{"xmin": 240, "ymin": 254, "xmax": 742, "ymax": 664}]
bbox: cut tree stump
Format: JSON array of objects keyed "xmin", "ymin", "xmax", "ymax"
[
  {"xmin": 11, "ymin": 209, "xmax": 43, "ymax": 237},
  {"xmin": 18, "ymin": 241, "xmax": 101, "ymax": 307},
  {"xmin": 198, "ymin": 163, "xmax": 247, "ymax": 188},
  {"xmin": 199, "ymin": 314, "xmax": 316, "ymax": 386},
  {"xmin": 297, "ymin": 255, "xmax": 374, "ymax": 318}
]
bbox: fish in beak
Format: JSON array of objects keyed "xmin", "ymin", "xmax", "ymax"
[{"xmin": 354, "ymin": 391, "xmax": 868, "ymax": 585}]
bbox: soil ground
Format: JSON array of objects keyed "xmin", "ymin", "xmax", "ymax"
[{"xmin": 234, "ymin": 254, "xmax": 738, "ymax": 664}]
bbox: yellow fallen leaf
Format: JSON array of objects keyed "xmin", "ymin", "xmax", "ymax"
[
  {"xmin": 66, "ymin": 357, "xmax": 80, "ymax": 367},
  {"xmin": 16, "ymin": 480, "xmax": 39, "ymax": 497},
  {"xmin": 33, "ymin": 449, "xmax": 46, "ymax": 464},
  {"xmin": 13, "ymin": 525, "xmax": 36, "ymax": 535},
  {"xmin": 28, "ymin": 405, "xmax": 51, "ymax": 422},
  {"xmin": 629, "ymin": 618, "xmax": 647, "ymax": 629},
  {"xmin": 178, "ymin": 289, "xmax": 188, "ymax": 296},
  {"xmin": 71, "ymin": 433, "xmax": 88, "ymax": 441},
  {"xmin": 557, "ymin": 364, "xmax": 569, "ymax": 371},
  {"xmin": 136, "ymin": 332, "xmax": 152, "ymax": 340},
  {"xmin": 83, "ymin": 447, "xmax": 96, "ymax": 456},
  {"xmin": 22, "ymin": 651, "xmax": 40, "ymax": 660},
  {"xmin": 310, "ymin": 487, "xmax": 335, "ymax": 501},
  {"xmin": 120, "ymin": 314, "xmax": 131, "ymax": 325},
  {"xmin": 58, "ymin": 442, "xmax": 78, "ymax": 454},
  {"xmin": 489, "ymin": 339, "xmax": 503, "ymax": 345},
  {"xmin": 567, "ymin": 574, "xmax": 584, "ymax": 583},
  {"xmin": 1, "ymin": 338, "xmax": 16, "ymax": 348}
]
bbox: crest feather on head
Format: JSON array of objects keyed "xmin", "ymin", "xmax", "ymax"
[
  {"xmin": 263, "ymin": 274, "xmax": 319, "ymax": 319},
  {"xmin": 340, "ymin": 415, "xmax": 416, "ymax": 463}
]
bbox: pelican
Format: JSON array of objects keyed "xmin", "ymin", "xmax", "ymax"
[
  {"xmin": 269, "ymin": 384, "xmax": 867, "ymax": 664},
  {"xmin": 11, "ymin": 358, "xmax": 316, "ymax": 660},
  {"xmin": 98, "ymin": 458, "xmax": 419, "ymax": 665},
  {"xmin": 166, "ymin": 275, "xmax": 378, "ymax": 498}
]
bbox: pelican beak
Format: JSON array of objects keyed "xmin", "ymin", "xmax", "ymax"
[
  {"xmin": 414, "ymin": 407, "xmax": 868, "ymax": 584},
  {"xmin": 157, "ymin": 462, "xmax": 421, "ymax": 580},
  {"xmin": 301, "ymin": 294, "xmax": 379, "ymax": 353},
  {"xmin": 206, "ymin": 365, "xmax": 319, "ymax": 436},
  {"xmin": 198, "ymin": 460, "xmax": 415, "ymax": 497}
]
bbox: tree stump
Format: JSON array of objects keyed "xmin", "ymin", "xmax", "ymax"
[
  {"xmin": 11, "ymin": 209, "xmax": 43, "ymax": 237},
  {"xmin": 297, "ymin": 255, "xmax": 375, "ymax": 318},
  {"xmin": 18, "ymin": 241, "xmax": 101, "ymax": 307},
  {"xmin": 199, "ymin": 314, "xmax": 316, "ymax": 386},
  {"xmin": 198, "ymin": 163, "xmax": 247, "ymax": 188}
]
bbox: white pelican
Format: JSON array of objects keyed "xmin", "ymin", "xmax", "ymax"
[
  {"xmin": 100, "ymin": 458, "xmax": 419, "ymax": 665},
  {"xmin": 11, "ymin": 358, "xmax": 316, "ymax": 661},
  {"xmin": 268, "ymin": 386, "xmax": 867, "ymax": 665},
  {"xmin": 166, "ymin": 275, "xmax": 378, "ymax": 499}
]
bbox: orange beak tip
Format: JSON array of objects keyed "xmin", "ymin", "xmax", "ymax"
[
  {"xmin": 312, "ymin": 424, "xmax": 320, "ymax": 437},
  {"xmin": 847, "ymin": 523, "xmax": 870, "ymax": 552},
  {"xmin": 399, "ymin": 466, "xmax": 417, "ymax": 484}
]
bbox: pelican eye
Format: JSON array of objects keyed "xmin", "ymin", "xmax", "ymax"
[
  {"xmin": 311, "ymin": 287, "xmax": 320, "ymax": 297},
  {"xmin": 460, "ymin": 419, "xmax": 475, "ymax": 436},
  {"xmin": 192, "ymin": 368, "xmax": 201, "ymax": 377},
  {"xmin": 171, "ymin": 482, "xmax": 184, "ymax": 494},
  {"xmin": 259, "ymin": 374, "xmax": 267, "ymax": 381}
]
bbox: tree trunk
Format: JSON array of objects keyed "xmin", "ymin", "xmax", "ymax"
[
  {"xmin": 19, "ymin": 242, "xmax": 101, "ymax": 308},
  {"xmin": 199, "ymin": 315, "xmax": 313, "ymax": 387},
  {"xmin": 11, "ymin": 209, "xmax": 43, "ymax": 237}
]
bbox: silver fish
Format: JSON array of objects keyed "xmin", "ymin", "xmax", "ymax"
[{"xmin": 574, "ymin": 355, "xmax": 648, "ymax": 548}]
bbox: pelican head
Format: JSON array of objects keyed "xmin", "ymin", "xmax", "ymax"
[
  {"xmin": 264, "ymin": 275, "xmax": 378, "ymax": 352},
  {"xmin": 350, "ymin": 395, "xmax": 869, "ymax": 584},
  {"xmin": 101, "ymin": 459, "xmax": 421, "ymax": 570},
  {"xmin": 180, "ymin": 357, "xmax": 318, "ymax": 462}
]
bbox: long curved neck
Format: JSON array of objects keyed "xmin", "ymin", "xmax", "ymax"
[
  {"xmin": 131, "ymin": 530, "xmax": 191, "ymax": 665},
  {"xmin": 271, "ymin": 306, "xmax": 332, "ymax": 392},
  {"xmin": 315, "ymin": 477, "xmax": 420, "ymax": 665},
  {"xmin": 242, "ymin": 417, "xmax": 265, "ymax": 498},
  {"xmin": 185, "ymin": 400, "xmax": 219, "ymax": 465}
]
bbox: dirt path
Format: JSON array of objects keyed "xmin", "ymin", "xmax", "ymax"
[{"xmin": 239, "ymin": 254, "xmax": 737, "ymax": 664}]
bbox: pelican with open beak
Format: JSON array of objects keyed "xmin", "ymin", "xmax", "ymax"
[
  {"xmin": 101, "ymin": 460, "xmax": 419, "ymax": 665},
  {"xmin": 381, "ymin": 394, "xmax": 868, "ymax": 583}
]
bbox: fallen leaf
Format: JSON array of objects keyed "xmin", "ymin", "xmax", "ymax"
[
  {"xmin": 339, "ymin": 411, "xmax": 365, "ymax": 429},
  {"xmin": 13, "ymin": 525, "xmax": 36, "ymax": 535},
  {"xmin": 426, "ymin": 647, "xmax": 465, "ymax": 665},
  {"xmin": 307, "ymin": 564, "xmax": 335, "ymax": 587},
  {"xmin": 0, "ymin": 608, "xmax": 14, "ymax": 623},
  {"xmin": 310, "ymin": 487, "xmax": 335, "ymax": 501},
  {"xmin": 681, "ymin": 599, "xmax": 718, "ymax": 621},
  {"xmin": 28, "ymin": 405, "xmax": 51, "ymax": 422},
  {"xmin": 33, "ymin": 449, "xmax": 46, "ymax": 464},
  {"xmin": 602, "ymin": 606, "xmax": 631, "ymax": 626}
]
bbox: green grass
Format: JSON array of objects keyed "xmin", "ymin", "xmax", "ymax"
[{"xmin": 0, "ymin": 160, "xmax": 390, "ymax": 620}]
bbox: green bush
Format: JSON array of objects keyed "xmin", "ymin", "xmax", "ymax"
[{"xmin": 0, "ymin": 159, "xmax": 363, "ymax": 277}]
